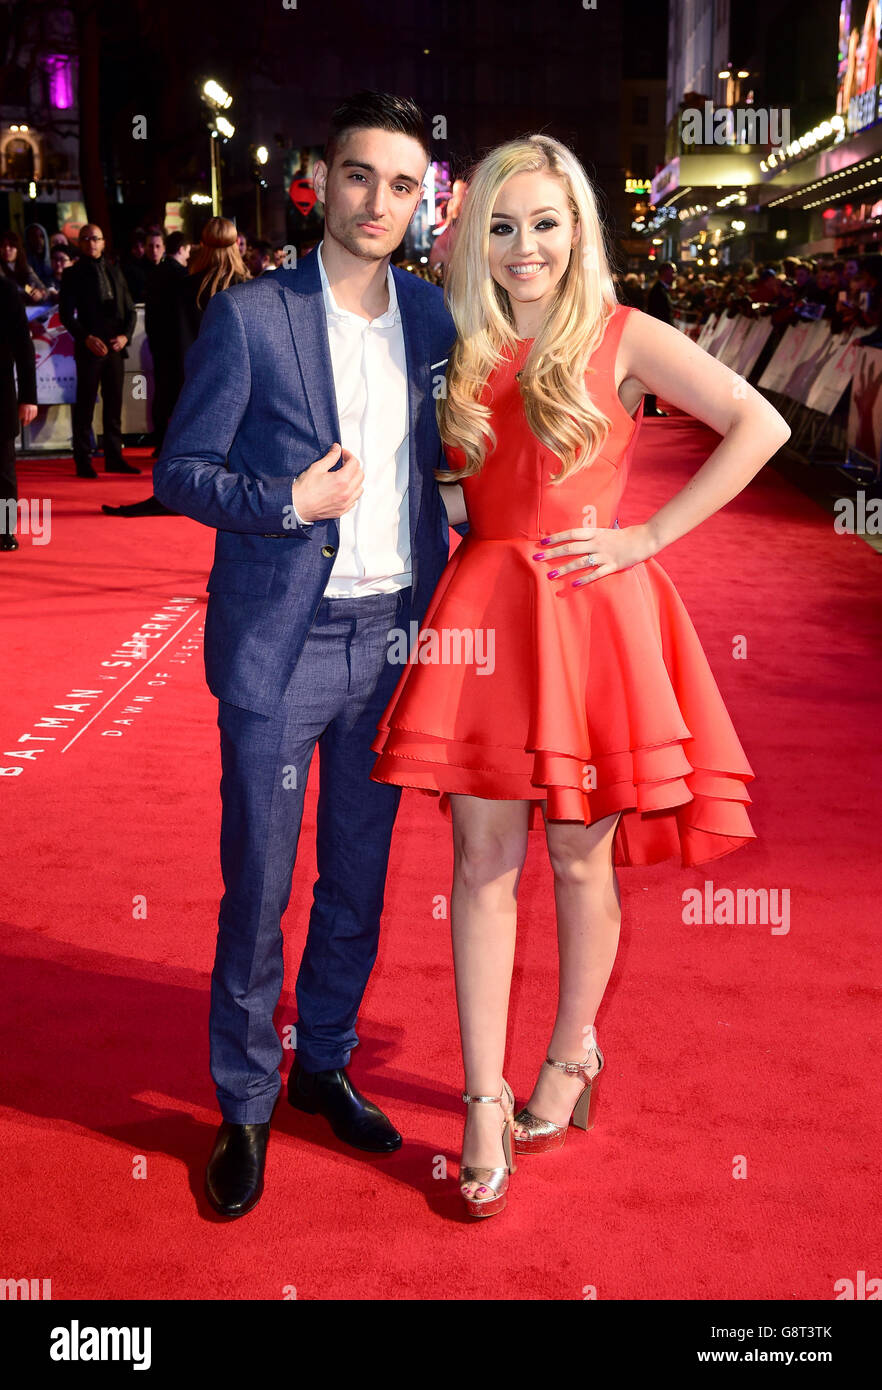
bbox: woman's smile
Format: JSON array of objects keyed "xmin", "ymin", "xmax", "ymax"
[{"xmin": 506, "ymin": 262, "xmax": 546, "ymax": 278}]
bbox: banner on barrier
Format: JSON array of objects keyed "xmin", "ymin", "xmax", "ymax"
[
  {"xmin": 716, "ymin": 315, "xmax": 752, "ymax": 369},
  {"xmin": 696, "ymin": 313, "xmax": 718, "ymax": 349},
  {"xmin": 704, "ymin": 313, "xmax": 739, "ymax": 359},
  {"xmin": 846, "ymin": 345, "xmax": 882, "ymax": 463},
  {"xmin": 26, "ymin": 304, "xmax": 76, "ymax": 404},
  {"xmin": 20, "ymin": 305, "xmax": 155, "ymax": 452},
  {"xmin": 805, "ymin": 326, "xmax": 865, "ymax": 414},
  {"xmin": 684, "ymin": 308, "xmax": 866, "ymax": 416},
  {"xmin": 730, "ymin": 318, "xmax": 774, "ymax": 379},
  {"xmin": 758, "ymin": 322, "xmax": 813, "ymax": 393},
  {"xmin": 780, "ymin": 320, "xmax": 833, "ymax": 405}
]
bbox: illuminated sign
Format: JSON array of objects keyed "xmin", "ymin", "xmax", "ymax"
[
  {"xmin": 625, "ymin": 178, "xmax": 651, "ymax": 193},
  {"xmin": 838, "ymin": 1, "xmax": 882, "ymax": 117},
  {"xmin": 847, "ymin": 79, "xmax": 882, "ymax": 131},
  {"xmin": 650, "ymin": 158, "xmax": 680, "ymax": 204}
]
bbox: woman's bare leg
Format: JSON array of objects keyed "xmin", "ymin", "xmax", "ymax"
[
  {"xmin": 449, "ymin": 794, "xmax": 530, "ymax": 1197},
  {"xmin": 514, "ymin": 809, "xmax": 623, "ymax": 1136}
]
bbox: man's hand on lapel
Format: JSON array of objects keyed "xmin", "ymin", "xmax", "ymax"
[{"xmin": 286, "ymin": 442, "xmax": 364, "ymax": 526}]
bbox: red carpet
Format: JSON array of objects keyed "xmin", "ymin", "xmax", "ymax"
[{"xmin": 2, "ymin": 429, "xmax": 880, "ymax": 1300}]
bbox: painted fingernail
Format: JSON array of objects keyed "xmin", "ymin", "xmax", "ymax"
[
  {"xmin": 572, "ymin": 579, "xmax": 586, "ymax": 587},
  {"xmin": 539, "ymin": 537, "xmax": 551, "ymax": 544},
  {"xmin": 547, "ymin": 569, "xmax": 559, "ymax": 578},
  {"xmin": 532, "ymin": 551, "xmax": 545, "ymax": 559}
]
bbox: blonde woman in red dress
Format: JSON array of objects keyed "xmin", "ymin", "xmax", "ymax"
[{"xmin": 370, "ymin": 135, "xmax": 790, "ymax": 1220}]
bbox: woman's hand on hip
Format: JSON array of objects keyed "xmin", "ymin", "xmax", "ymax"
[{"xmin": 531, "ymin": 523, "xmax": 658, "ymax": 587}]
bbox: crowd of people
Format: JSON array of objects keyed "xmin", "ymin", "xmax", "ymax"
[
  {"xmin": 617, "ymin": 252, "xmax": 882, "ymax": 343},
  {"xmin": 0, "ymin": 221, "xmax": 295, "ymax": 308},
  {"xmin": 611, "ymin": 252, "xmax": 882, "ymax": 416},
  {"xmin": 1, "ymin": 218, "xmax": 298, "ymax": 481},
  {"xmin": 1, "ymin": 224, "xmax": 75, "ymax": 305},
  {"xmin": 0, "ymin": 216, "xmax": 271, "ymax": 540}
]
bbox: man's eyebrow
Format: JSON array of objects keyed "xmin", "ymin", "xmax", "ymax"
[{"xmin": 339, "ymin": 159, "xmax": 420, "ymax": 186}]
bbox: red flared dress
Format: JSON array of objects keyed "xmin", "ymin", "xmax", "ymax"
[{"xmin": 370, "ymin": 304, "xmax": 756, "ymax": 867}]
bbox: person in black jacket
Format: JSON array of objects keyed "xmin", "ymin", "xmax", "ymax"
[
  {"xmin": 647, "ymin": 260, "xmax": 676, "ymax": 322},
  {"xmin": 644, "ymin": 260, "xmax": 676, "ymax": 416},
  {"xmin": 0, "ymin": 274, "xmax": 38, "ymax": 551},
  {"xmin": 144, "ymin": 231, "xmax": 191, "ymax": 452},
  {"xmin": 59, "ymin": 224, "xmax": 139, "ymax": 478},
  {"xmin": 121, "ymin": 228, "xmax": 149, "ymax": 304},
  {"xmin": 103, "ymin": 216, "xmax": 249, "ymax": 517}
]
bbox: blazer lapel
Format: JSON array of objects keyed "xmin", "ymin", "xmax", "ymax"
[
  {"xmin": 278, "ymin": 250, "xmax": 342, "ymax": 453},
  {"xmin": 393, "ymin": 265, "xmax": 432, "ymax": 566}
]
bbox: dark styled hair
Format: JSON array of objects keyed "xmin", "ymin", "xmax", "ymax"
[
  {"xmin": 165, "ymin": 231, "xmax": 188, "ymax": 257},
  {"xmin": 324, "ymin": 90, "xmax": 430, "ymax": 170},
  {"xmin": 0, "ymin": 228, "xmax": 30, "ymax": 284}
]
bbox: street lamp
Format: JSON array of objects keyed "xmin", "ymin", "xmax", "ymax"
[
  {"xmin": 202, "ymin": 79, "xmax": 232, "ymax": 110},
  {"xmin": 717, "ymin": 64, "xmax": 751, "ymax": 107},
  {"xmin": 201, "ymin": 78, "xmax": 234, "ymax": 217},
  {"xmin": 251, "ymin": 144, "xmax": 269, "ymax": 236}
]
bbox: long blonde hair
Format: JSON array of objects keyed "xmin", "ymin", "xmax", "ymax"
[
  {"xmin": 437, "ymin": 135, "xmax": 618, "ymax": 485},
  {"xmin": 188, "ymin": 217, "xmax": 250, "ymax": 306}
]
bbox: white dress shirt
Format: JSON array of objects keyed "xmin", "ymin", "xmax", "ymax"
[{"xmin": 291, "ymin": 241, "xmax": 411, "ymax": 598}]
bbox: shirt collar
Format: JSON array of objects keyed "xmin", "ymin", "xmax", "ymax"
[{"xmin": 317, "ymin": 239, "xmax": 399, "ymax": 327}]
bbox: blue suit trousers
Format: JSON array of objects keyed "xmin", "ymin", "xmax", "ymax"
[{"xmin": 211, "ymin": 586, "xmax": 411, "ymax": 1122}]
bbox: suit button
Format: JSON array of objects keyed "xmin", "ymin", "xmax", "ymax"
[{"xmin": 321, "ymin": 545, "xmax": 336, "ymax": 558}]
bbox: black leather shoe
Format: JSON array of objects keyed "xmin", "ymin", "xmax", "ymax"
[
  {"xmin": 287, "ymin": 1059, "xmax": 402, "ymax": 1153},
  {"xmin": 101, "ymin": 497, "xmax": 174, "ymax": 517},
  {"xmin": 76, "ymin": 465, "xmax": 98, "ymax": 478},
  {"xmin": 0, "ymin": 534, "xmax": 19, "ymax": 551},
  {"xmin": 205, "ymin": 1120, "xmax": 270, "ymax": 1218},
  {"xmin": 105, "ymin": 460, "xmax": 140, "ymax": 474}
]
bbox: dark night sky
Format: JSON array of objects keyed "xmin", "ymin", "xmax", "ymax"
[{"xmin": 98, "ymin": 0, "xmax": 666, "ymax": 221}]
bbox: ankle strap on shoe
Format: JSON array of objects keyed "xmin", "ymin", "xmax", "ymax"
[
  {"xmin": 544, "ymin": 1057, "xmax": 594, "ymax": 1075},
  {"xmin": 462, "ymin": 1088, "xmax": 503, "ymax": 1105},
  {"xmin": 545, "ymin": 1025, "xmax": 598, "ymax": 1074}
]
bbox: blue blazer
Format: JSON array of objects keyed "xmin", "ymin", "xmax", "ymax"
[{"xmin": 153, "ymin": 250, "xmax": 457, "ymax": 716}]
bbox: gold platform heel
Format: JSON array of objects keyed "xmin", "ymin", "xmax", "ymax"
[
  {"xmin": 513, "ymin": 1025, "xmax": 604, "ymax": 1155},
  {"xmin": 459, "ymin": 1079, "xmax": 517, "ymax": 1219}
]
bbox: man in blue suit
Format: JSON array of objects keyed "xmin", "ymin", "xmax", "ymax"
[{"xmin": 154, "ymin": 92, "xmax": 456, "ymax": 1218}]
